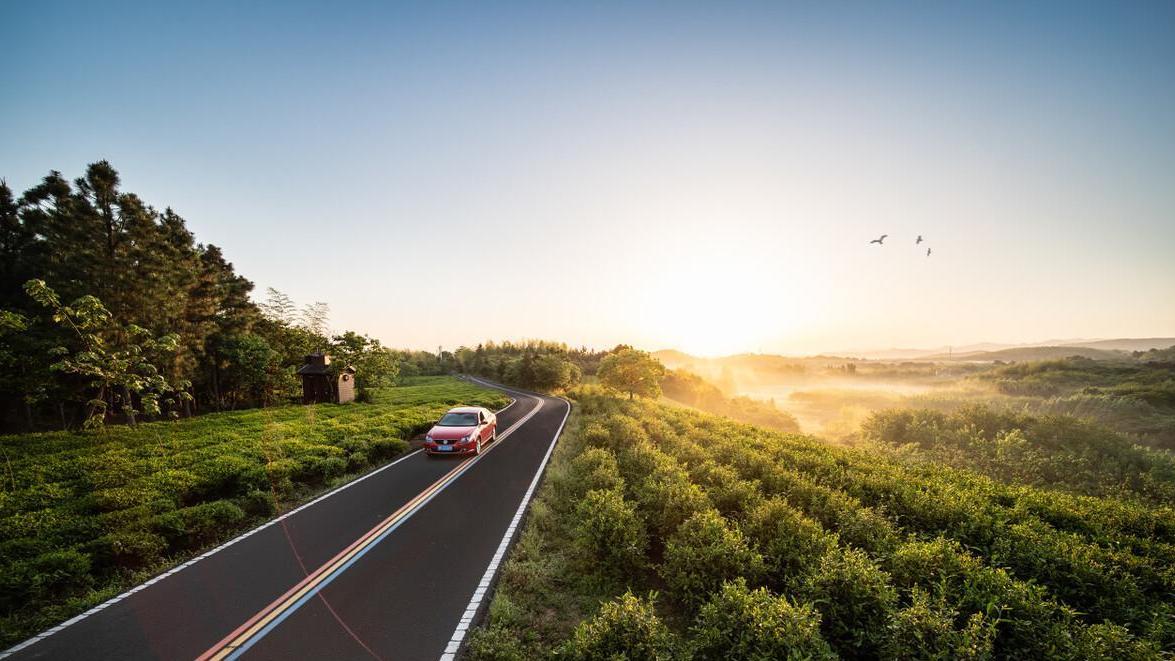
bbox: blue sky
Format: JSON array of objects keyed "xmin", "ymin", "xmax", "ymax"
[{"xmin": 3, "ymin": 1, "xmax": 1174, "ymax": 355}]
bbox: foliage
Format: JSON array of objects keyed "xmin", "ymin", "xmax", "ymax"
[
  {"xmin": 558, "ymin": 591, "xmax": 678, "ymax": 661},
  {"xmin": 467, "ymin": 387, "xmax": 1172, "ymax": 658},
  {"xmin": 881, "ymin": 588, "xmax": 996, "ymax": 661},
  {"xmin": 800, "ymin": 547, "xmax": 899, "ymax": 658},
  {"xmin": 0, "ymin": 377, "xmax": 507, "ymax": 645},
  {"xmin": 691, "ymin": 579, "xmax": 835, "ymax": 661},
  {"xmin": 329, "ymin": 331, "xmax": 401, "ymax": 396},
  {"xmin": 861, "ymin": 405, "xmax": 1175, "ymax": 502},
  {"xmin": 451, "ymin": 340, "xmax": 589, "ymax": 393},
  {"xmin": 744, "ymin": 497, "xmax": 838, "ymax": 591},
  {"xmin": 572, "ymin": 488, "xmax": 647, "ymax": 572},
  {"xmin": 23, "ymin": 280, "xmax": 191, "ymax": 428},
  {"xmin": 0, "ymin": 162, "xmax": 416, "ymax": 429},
  {"xmin": 660, "ymin": 509, "xmax": 765, "ymax": 610},
  {"xmin": 597, "ymin": 346, "xmax": 666, "ymax": 399}
]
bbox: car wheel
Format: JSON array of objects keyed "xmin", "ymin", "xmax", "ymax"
[
  {"xmin": 491, "ymin": 427, "xmax": 497, "ymax": 442},
  {"xmin": 476, "ymin": 438, "xmax": 483, "ymax": 455}
]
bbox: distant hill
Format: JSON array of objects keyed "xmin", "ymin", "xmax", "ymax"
[
  {"xmin": 924, "ymin": 346, "xmax": 1129, "ymax": 362},
  {"xmin": 1059, "ymin": 338, "xmax": 1175, "ymax": 352},
  {"xmin": 656, "ymin": 338, "xmax": 1175, "ymax": 366}
]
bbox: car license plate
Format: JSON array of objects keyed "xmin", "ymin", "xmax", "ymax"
[{"xmin": 437, "ymin": 445, "xmax": 452, "ymax": 451}]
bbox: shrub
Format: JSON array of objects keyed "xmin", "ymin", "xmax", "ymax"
[
  {"xmin": 1074, "ymin": 623, "xmax": 1162, "ymax": 661},
  {"xmin": 241, "ymin": 489, "xmax": 277, "ymax": 517},
  {"xmin": 87, "ymin": 530, "xmax": 168, "ymax": 568},
  {"xmin": 559, "ymin": 447, "xmax": 624, "ymax": 502},
  {"xmin": 193, "ymin": 455, "xmax": 267, "ymax": 499},
  {"xmin": 745, "ymin": 498, "xmax": 838, "ymax": 591},
  {"xmin": 800, "ymin": 547, "xmax": 898, "ymax": 659},
  {"xmin": 573, "ymin": 488, "xmax": 647, "ymax": 571},
  {"xmin": 559, "ymin": 591, "xmax": 677, "ymax": 661},
  {"xmin": 660, "ymin": 509, "xmax": 765, "ymax": 609},
  {"xmin": 693, "ymin": 462, "xmax": 762, "ymax": 519},
  {"xmin": 886, "ymin": 538, "xmax": 1078, "ymax": 657},
  {"xmin": 369, "ymin": 437, "xmax": 408, "ymax": 460},
  {"xmin": 0, "ymin": 550, "xmax": 94, "ymax": 609},
  {"xmin": 882, "ymin": 588, "xmax": 996, "ymax": 661},
  {"xmin": 633, "ymin": 457, "xmax": 711, "ymax": 540},
  {"xmin": 154, "ymin": 500, "xmax": 245, "ymax": 548},
  {"xmin": 466, "ymin": 625, "xmax": 527, "ymax": 661},
  {"xmin": 691, "ymin": 579, "xmax": 835, "ymax": 661},
  {"xmin": 600, "ymin": 413, "xmax": 651, "ymax": 454}
]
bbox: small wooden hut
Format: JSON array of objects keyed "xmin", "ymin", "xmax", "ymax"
[{"xmin": 297, "ymin": 353, "xmax": 357, "ymax": 404}]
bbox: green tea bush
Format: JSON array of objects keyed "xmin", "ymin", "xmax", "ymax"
[
  {"xmin": 800, "ymin": 547, "xmax": 898, "ymax": 659},
  {"xmin": 744, "ymin": 497, "xmax": 838, "ymax": 591},
  {"xmin": 882, "ymin": 588, "xmax": 996, "ymax": 661},
  {"xmin": 558, "ymin": 447, "xmax": 624, "ymax": 503},
  {"xmin": 691, "ymin": 461, "xmax": 762, "ymax": 519},
  {"xmin": 558, "ymin": 591, "xmax": 677, "ymax": 661},
  {"xmin": 0, "ymin": 549, "xmax": 93, "ymax": 610},
  {"xmin": 690, "ymin": 579, "xmax": 835, "ymax": 661},
  {"xmin": 1074, "ymin": 623, "xmax": 1163, "ymax": 660},
  {"xmin": 573, "ymin": 489, "xmax": 647, "ymax": 572},
  {"xmin": 86, "ymin": 530, "xmax": 168, "ymax": 568},
  {"xmin": 634, "ymin": 462, "xmax": 712, "ymax": 541},
  {"xmin": 660, "ymin": 509, "xmax": 765, "ymax": 609}
]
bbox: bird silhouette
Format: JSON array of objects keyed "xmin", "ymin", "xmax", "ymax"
[
  {"xmin": 870, "ymin": 234, "xmax": 888, "ymax": 245},
  {"xmin": 916, "ymin": 235, "xmax": 923, "ymax": 244},
  {"xmin": 926, "ymin": 248, "xmax": 932, "ymax": 257}
]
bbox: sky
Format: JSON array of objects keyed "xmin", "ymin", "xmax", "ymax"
[{"xmin": 3, "ymin": 1, "xmax": 1174, "ymax": 356}]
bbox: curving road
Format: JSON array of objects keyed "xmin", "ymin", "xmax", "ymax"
[{"xmin": 4, "ymin": 380, "xmax": 570, "ymax": 661}]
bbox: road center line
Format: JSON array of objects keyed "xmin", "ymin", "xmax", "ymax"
[{"xmin": 197, "ymin": 395, "xmax": 545, "ymax": 661}]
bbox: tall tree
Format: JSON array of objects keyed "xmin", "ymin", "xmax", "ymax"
[{"xmin": 598, "ymin": 347, "xmax": 666, "ymax": 400}]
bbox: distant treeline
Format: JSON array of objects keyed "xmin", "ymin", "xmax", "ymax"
[
  {"xmin": 443, "ymin": 341, "xmax": 801, "ymax": 432},
  {"xmin": 444, "ymin": 340, "xmax": 599, "ymax": 392},
  {"xmin": 0, "ymin": 162, "xmax": 402, "ymax": 431}
]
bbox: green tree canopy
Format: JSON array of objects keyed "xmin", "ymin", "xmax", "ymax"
[{"xmin": 597, "ymin": 347, "xmax": 666, "ymax": 400}]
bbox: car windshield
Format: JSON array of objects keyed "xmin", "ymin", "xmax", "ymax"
[{"xmin": 437, "ymin": 412, "xmax": 479, "ymax": 427}]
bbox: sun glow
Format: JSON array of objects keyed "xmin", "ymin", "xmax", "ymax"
[{"xmin": 634, "ymin": 258, "xmax": 810, "ymax": 357}]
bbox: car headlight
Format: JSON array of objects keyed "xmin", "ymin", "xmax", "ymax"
[
  {"xmin": 462, "ymin": 434, "xmax": 471, "ymax": 442},
  {"xmin": 425, "ymin": 435, "xmax": 433, "ymax": 442}
]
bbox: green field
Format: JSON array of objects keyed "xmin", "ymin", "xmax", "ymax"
[
  {"xmin": 0, "ymin": 376, "xmax": 509, "ymax": 645},
  {"xmin": 468, "ymin": 387, "xmax": 1173, "ymax": 659}
]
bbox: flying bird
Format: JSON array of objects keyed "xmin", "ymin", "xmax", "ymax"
[
  {"xmin": 869, "ymin": 234, "xmax": 888, "ymax": 245},
  {"xmin": 927, "ymin": 248, "xmax": 932, "ymax": 257},
  {"xmin": 916, "ymin": 235, "xmax": 923, "ymax": 244}
]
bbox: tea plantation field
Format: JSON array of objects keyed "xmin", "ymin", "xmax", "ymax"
[
  {"xmin": 0, "ymin": 376, "xmax": 509, "ymax": 645},
  {"xmin": 469, "ymin": 387, "xmax": 1174, "ymax": 659}
]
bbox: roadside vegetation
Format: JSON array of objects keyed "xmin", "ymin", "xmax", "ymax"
[
  {"xmin": 467, "ymin": 387, "xmax": 1172, "ymax": 659},
  {"xmin": 0, "ymin": 376, "xmax": 508, "ymax": 646},
  {"xmin": 0, "ymin": 162, "xmax": 415, "ymax": 432}
]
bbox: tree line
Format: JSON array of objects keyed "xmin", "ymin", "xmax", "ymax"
[{"xmin": 0, "ymin": 161, "xmax": 400, "ymax": 431}]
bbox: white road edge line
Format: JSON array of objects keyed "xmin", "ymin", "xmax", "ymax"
[
  {"xmin": 0, "ymin": 393, "xmax": 519, "ymax": 660},
  {"xmin": 439, "ymin": 382, "xmax": 572, "ymax": 661}
]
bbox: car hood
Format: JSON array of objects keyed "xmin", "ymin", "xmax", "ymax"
[{"xmin": 428, "ymin": 425, "xmax": 476, "ymax": 441}]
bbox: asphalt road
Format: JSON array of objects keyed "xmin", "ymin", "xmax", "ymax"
[{"xmin": 5, "ymin": 381, "xmax": 570, "ymax": 661}]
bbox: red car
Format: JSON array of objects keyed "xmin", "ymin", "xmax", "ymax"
[{"xmin": 424, "ymin": 406, "xmax": 498, "ymax": 456}]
